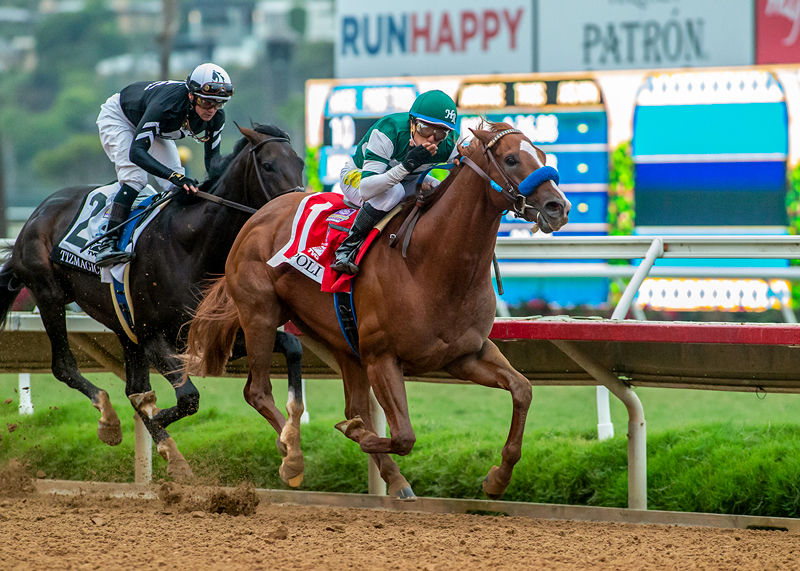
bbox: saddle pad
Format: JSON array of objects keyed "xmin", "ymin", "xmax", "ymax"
[
  {"xmin": 51, "ymin": 183, "xmax": 163, "ymax": 280},
  {"xmin": 267, "ymin": 192, "xmax": 397, "ymax": 293}
]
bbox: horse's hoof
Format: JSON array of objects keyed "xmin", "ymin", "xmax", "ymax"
[
  {"xmin": 157, "ymin": 438, "xmax": 193, "ymax": 480},
  {"xmin": 285, "ymin": 473, "xmax": 304, "ymax": 487},
  {"xmin": 334, "ymin": 416, "xmax": 364, "ymax": 438},
  {"xmin": 168, "ymin": 459, "xmax": 193, "ymax": 481},
  {"xmin": 388, "ymin": 477, "xmax": 417, "ymax": 502},
  {"xmin": 279, "ymin": 456, "xmax": 305, "ymax": 488},
  {"xmin": 97, "ymin": 419, "xmax": 122, "ymax": 446},
  {"xmin": 392, "ymin": 486, "xmax": 417, "ymax": 502},
  {"xmin": 482, "ymin": 465, "xmax": 507, "ymax": 500}
]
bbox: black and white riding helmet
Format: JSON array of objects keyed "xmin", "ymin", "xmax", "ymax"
[{"xmin": 186, "ymin": 63, "xmax": 234, "ymax": 101}]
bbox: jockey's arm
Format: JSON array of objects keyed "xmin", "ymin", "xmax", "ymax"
[
  {"xmin": 202, "ymin": 120, "xmax": 224, "ymax": 173},
  {"xmin": 129, "ymin": 113, "xmax": 176, "ymax": 182},
  {"xmin": 358, "ymin": 163, "xmax": 411, "ymax": 200}
]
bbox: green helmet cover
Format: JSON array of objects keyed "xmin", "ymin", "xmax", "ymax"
[{"xmin": 409, "ymin": 90, "xmax": 457, "ymax": 130}]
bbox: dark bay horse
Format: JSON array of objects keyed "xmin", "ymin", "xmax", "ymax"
[
  {"xmin": 185, "ymin": 122, "xmax": 570, "ymax": 498},
  {"xmin": 0, "ymin": 123, "xmax": 305, "ymax": 478}
]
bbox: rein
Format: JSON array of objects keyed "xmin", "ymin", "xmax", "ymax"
[{"xmin": 195, "ymin": 136, "xmax": 304, "ymax": 214}]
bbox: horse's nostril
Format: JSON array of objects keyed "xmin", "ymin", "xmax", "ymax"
[{"xmin": 545, "ymin": 201, "xmax": 564, "ymax": 216}]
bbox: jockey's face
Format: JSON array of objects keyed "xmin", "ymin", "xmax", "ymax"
[
  {"xmin": 189, "ymin": 94, "xmax": 219, "ymax": 122},
  {"xmin": 410, "ymin": 119, "xmax": 449, "ymax": 149}
]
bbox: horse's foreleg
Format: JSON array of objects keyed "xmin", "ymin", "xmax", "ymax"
[
  {"xmin": 237, "ymin": 289, "xmax": 303, "ymax": 487},
  {"xmin": 445, "ymin": 340, "xmax": 532, "ymax": 500},
  {"xmin": 37, "ymin": 298, "xmax": 122, "ymax": 445},
  {"xmin": 144, "ymin": 336, "xmax": 200, "ymax": 427},
  {"xmin": 335, "ymin": 357, "xmax": 415, "ymax": 500},
  {"xmin": 125, "ymin": 338, "xmax": 192, "ymax": 479}
]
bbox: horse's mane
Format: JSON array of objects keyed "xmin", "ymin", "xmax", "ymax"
[
  {"xmin": 198, "ymin": 123, "xmax": 290, "ymax": 193},
  {"xmin": 398, "ymin": 120, "xmax": 513, "ymax": 214}
]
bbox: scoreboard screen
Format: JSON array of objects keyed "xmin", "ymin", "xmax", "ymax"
[
  {"xmin": 309, "ymin": 75, "xmax": 609, "ymax": 236},
  {"xmin": 306, "ymin": 74, "xmax": 611, "ymax": 305}
]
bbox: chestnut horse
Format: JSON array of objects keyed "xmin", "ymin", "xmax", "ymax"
[{"xmin": 185, "ymin": 123, "xmax": 571, "ymax": 498}]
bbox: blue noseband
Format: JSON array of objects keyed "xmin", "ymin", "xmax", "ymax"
[{"xmin": 518, "ymin": 166, "xmax": 560, "ymax": 197}]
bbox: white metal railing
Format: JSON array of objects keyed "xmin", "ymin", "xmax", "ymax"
[
  {"xmin": 494, "ymin": 235, "xmax": 800, "ymax": 443},
  {"xmin": 6, "ymin": 235, "xmax": 800, "ymax": 506}
]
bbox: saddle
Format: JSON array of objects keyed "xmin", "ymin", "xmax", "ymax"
[
  {"xmin": 267, "ymin": 192, "xmax": 401, "ymax": 358},
  {"xmin": 267, "ymin": 192, "xmax": 401, "ymax": 294}
]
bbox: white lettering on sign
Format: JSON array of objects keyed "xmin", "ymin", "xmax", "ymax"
[
  {"xmin": 330, "ymin": 116, "xmax": 355, "ymax": 149},
  {"xmin": 502, "ymin": 115, "xmax": 559, "ymax": 143},
  {"xmin": 335, "ymin": 0, "xmax": 532, "ymax": 78},
  {"xmin": 538, "ymin": 0, "xmax": 753, "ymax": 72}
]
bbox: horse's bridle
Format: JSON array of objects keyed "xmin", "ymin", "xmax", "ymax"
[
  {"xmin": 194, "ymin": 136, "xmax": 303, "ymax": 215},
  {"xmin": 247, "ymin": 137, "xmax": 305, "ymax": 203},
  {"xmin": 459, "ymin": 129, "xmax": 560, "ymax": 221}
]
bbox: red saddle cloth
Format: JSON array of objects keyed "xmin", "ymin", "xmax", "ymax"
[{"xmin": 268, "ymin": 192, "xmax": 382, "ymax": 293}]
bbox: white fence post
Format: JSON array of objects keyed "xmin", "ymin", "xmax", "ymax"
[
  {"xmin": 368, "ymin": 388, "xmax": 387, "ymax": 496},
  {"xmin": 596, "ymin": 238, "xmax": 664, "ymax": 441},
  {"xmin": 18, "ymin": 373, "xmax": 33, "ymax": 415},
  {"xmin": 134, "ymin": 414, "xmax": 152, "ymax": 484}
]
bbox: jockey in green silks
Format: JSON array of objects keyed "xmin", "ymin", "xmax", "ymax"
[{"xmin": 331, "ymin": 90, "xmax": 460, "ymax": 275}]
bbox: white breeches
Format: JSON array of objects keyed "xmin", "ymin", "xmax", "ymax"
[
  {"xmin": 339, "ymin": 159, "xmax": 416, "ymax": 211},
  {"xmin": 96, "ymin": 93, "xmax": 184, "ymax": 192}
]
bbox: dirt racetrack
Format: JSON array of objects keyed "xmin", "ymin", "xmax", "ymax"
[{"xmin": 1, "ymin": 484, "xmax": 799, "ymax": 571}]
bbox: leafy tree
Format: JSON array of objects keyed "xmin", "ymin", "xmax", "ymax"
[{"xmin": 32, "ymin": 133, "xmax": 114, "ymax": 184}]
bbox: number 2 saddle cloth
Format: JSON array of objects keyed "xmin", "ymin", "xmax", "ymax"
[
  {"xmin": 50, "ymin": 182, "xmax": 167, "ymax": 343},
  {"xmin": 268, "ymin": 192, "xmax": 401, "ymax": 357}
]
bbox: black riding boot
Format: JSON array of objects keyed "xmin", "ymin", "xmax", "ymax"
[
  {"xmin": 94, "ymin": 185, "xmax": 138, "ymax": 267},
  {"xmin": 330, "ymin": 203, "xmax": 389, "ymax": 275}
]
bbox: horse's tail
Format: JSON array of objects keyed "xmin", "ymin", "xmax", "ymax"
[
  {"xmin": 0, "ymin": 258, "xmax": 23, "ymax": 330},
  {"xmin": 184, "ymin": 275, "xmax": 240, "ymax": 378}
]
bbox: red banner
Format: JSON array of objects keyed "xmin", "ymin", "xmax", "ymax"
[{"xmin": 756, "ymin": 0, "xmax": 800, "ymax": 64}]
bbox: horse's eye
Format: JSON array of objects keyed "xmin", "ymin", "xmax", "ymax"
[
  {"xmin": 505, "ymin": 156, "xmax": 518, "ymax": 166},
  {"xmin": 261, "ymin": 162, "xmax": 273, "ymax": 172}
]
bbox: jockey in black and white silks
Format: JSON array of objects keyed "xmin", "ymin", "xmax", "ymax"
[{"xmin": 94, "ymin": 63, "xmax": 233, "ymax": 267}]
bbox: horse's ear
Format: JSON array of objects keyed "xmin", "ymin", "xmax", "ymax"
[
  {"xmin": 469, "ymin": 128, "xmax": 494, "ymax": 144},
  {"xmin": 236, "ymin": 121, "xmax": 259, "ymax": 144}
]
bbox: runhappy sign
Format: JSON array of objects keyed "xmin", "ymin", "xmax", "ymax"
[{"xmin": 335, "ymin": 0, "xmax": 533, "ymax": 78}]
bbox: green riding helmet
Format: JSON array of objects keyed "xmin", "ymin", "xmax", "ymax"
[{"xmin": 409, "ymin": 90, "xmax": 458, "ymax": 130}]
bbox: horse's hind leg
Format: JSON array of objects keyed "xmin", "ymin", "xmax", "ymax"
[
  {"xmin": 335, "ymin": 357, "xmax": 415, "ymax": 500},
  {"xmin": 234, "ymin": 285, "xmax": 304, "ymax": 487},
  {"xmin": 36, "ymin": 296, "xmax": 122, "ymax": 445},
  {"xmin": 125, "ymin": 336, "xmax": 193, "ymax": 478}
]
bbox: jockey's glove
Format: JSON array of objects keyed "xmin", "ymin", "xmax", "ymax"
[
  {"xmin": 168, "ymin": 172, "xmax": 199, "ymax": 189},
  {"xmin": 402, "ymin": 144, "xmax": 434, "ymax": 173}
]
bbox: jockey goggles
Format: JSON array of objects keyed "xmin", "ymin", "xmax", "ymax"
[
  {"xmin": 413, "ymin": 120, "xmax": 451, "ymax": 142},
  {"xmin": 194, "ymin": 96, "xmax": 226, "ymax": 110},
  {"xmin": 198, "ymin": 81, "xmax": 234, "ymax": 98}
]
